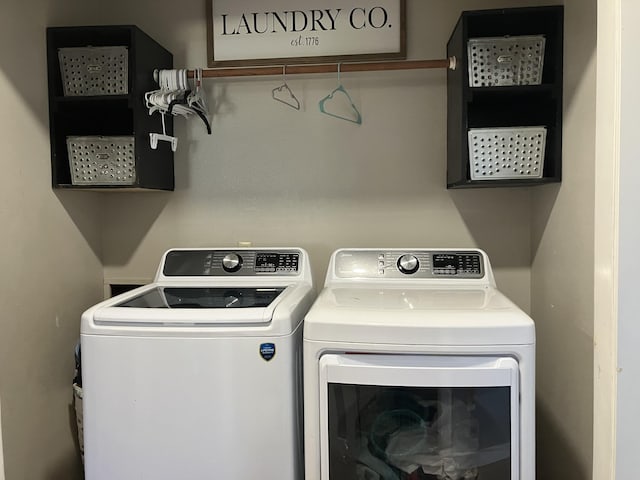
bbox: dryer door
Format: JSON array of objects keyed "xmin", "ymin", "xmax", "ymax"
[{"xmin": 318, "ymin": 354, "xmax": 519, "ymax": 480}]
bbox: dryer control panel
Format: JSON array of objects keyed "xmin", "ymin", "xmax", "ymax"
[
  {"xmin": 334, "ymin": 250, "xmax": 484, "ymax": 279},
  {"xmin": 162, "ymin": 249, "xmax": 301, "ymax": 276}
]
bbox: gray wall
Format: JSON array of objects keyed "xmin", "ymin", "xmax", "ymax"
[
  {"xmin": 531, "ymin": 0, "xmax": 596, "ymax": 478},
  {"xmin": 0, "ymin": 1, "xmax": 105, "ymax": 478}
]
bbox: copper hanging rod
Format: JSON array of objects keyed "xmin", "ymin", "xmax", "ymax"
[{"xmin": 187, "ymin": 57, "xmax": 456, "ymax": 79}]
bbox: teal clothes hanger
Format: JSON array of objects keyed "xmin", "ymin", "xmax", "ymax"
[{"xmin": 318, "ymin": 64, "xmax": 362, "ymax": 125}]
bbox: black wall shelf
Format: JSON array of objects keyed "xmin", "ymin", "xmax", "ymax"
[
  {"xmin": 446, "ymin": 6, "xmax": 564, "ymax": 189},
  {"xmin": 47, "ymin": 25, "xmax": 175, "ymax": 191}
]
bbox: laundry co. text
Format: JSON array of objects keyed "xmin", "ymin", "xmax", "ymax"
[{"xmin": 220, "ymin": 8, "xmax": 392, "ymax": 35}]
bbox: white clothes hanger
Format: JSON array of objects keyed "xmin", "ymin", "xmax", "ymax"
[
  {"xmin": 146, "ymin": 69, "xmax": 212, "ymax": 150},
  {"xmin": 149, "ymin": 112, "xmax": 178, "ymax": 152}
]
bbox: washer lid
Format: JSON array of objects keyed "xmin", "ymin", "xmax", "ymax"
[
  {"xmin": 304, "ymin": 286, "xmax": 535, "ymax": 346},
  {"xmin": 90, "ymin": 285, "xmax": 288, "ymax": 327},
  {"xmin": 116, "ymin": 287, "xmax": 285, "ymax": 309}
]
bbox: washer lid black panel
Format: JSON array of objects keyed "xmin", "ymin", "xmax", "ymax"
[{"xmin": 117, "ymin": 287, "xmax": 285, "ymax": 309}]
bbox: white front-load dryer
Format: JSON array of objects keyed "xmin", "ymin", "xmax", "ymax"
[
  {"xmin": 304, "ymin": 248, "xmax": 535, "ymax": 480},
  {"xmin": 81, "ymin": 248, "xmax": 314, "ymax": 480}
]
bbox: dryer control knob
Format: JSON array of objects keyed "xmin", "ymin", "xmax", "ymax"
[
  {"xmin": 397, "ymin": 254, "xmax": 419, "ymax": 274},
  {"xmin": 222, "ymin": 253, "xmax": 243, "ymax": 272}
]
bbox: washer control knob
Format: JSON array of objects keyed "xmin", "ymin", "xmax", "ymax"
[
  {"xmin": 397, "ymin": 254, "xmax": 419, "ymax": 274},
  {"xmin": 222, "ymin": 253, "xmax": 243, "ymax": 272}
]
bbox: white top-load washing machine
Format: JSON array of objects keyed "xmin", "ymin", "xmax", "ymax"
[
  {"xmin": 81, "ymin": 248, "xmax": 314, "ymax": 480},
  {"xmin": 304, "ymin": 248, "xmax": 535, "ymax": 480}
]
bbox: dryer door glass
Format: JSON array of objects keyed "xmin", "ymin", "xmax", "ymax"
[{"xmin": 319, "ymin": 354, "xmax": 519, "ymax": 480}]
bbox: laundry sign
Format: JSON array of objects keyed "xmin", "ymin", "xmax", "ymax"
[{"xmin": 206, "ymin": 0, "xmax": 406, "ymax": 66}]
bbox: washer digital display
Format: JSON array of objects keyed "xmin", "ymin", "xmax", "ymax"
[
  {"xmin": 255, "ymin": 253, "xmax": 299, "ymax": 273},
  {"xmin": 432, "ymin": 253, "xmax": 482, "ymax": 276}
]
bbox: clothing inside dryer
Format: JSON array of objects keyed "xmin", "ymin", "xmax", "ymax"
[{"xmin": 327, "ymin": 384, "xmax": 512, "ymax": 480}]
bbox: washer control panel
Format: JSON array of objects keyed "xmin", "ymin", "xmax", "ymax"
[
  {"xmin": 163, "ymin": 249, "xmax": 301, "ymax": 276},
  {"xmin": 334, "ymin": 250, "xmax": 484, "ymax": 279}
]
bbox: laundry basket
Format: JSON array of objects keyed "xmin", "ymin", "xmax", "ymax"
[
  {"xmin": 468, "ymin": 126, "xmax": 546, "ymax": 180},
  {"xmin": 67, "ymin": 136, "xmax": 136, "ymax": 186},
  {"xmin": 73, "ymin": 341, "xmax": 84, "ymax": 463},
  {"xmin": 73, "ymin": 383, "xmax": 84, "ymax": 463},
  {"xmin": 58, "ymin": 46, "xmax": 128, "ymax": 96},
  {"xmin": 467, "ymin": 35, "xmax": 545, "ymax": 87}
]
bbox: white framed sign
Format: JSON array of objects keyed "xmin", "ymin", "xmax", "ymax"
[{"xmin": 206, "ymin": 0, "xmax": 406, "ymax": 67}]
